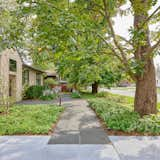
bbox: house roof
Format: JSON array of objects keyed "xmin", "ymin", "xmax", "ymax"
[
  {"xmin": 46, "ymin": 71, "xmax": 57, "ymax": 77},
  {"xmin": 23, "ymin": 64, "xmax": 45, "ymax": 73}
]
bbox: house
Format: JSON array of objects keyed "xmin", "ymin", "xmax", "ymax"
[
  {"xmin": 0, "ymin": 49, "xmax": 44, "ymax": 102},
  {"xmin": 44, "ymin": 70, "xmax": 58, "ymax": 80},
  {"xmin": 23, "ymin": 64, "xmax": 44, "ymax": 86}
]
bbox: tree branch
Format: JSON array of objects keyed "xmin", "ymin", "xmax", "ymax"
[
  {"xmin": 141, "ymin": 5, "xmax": 160, "ymax": 28},
  {"xmin": 96, "ymin": 33, "xmax": 136, "ymax": 80},
  {"xmin": 96, "ymin": 33, "xmax": 123, "ymax": 61},
  {"xmin": 116, "ymin": 35, "xmax": 133, "ymax": 46},
  {"xmin": 147, "ymin": 38, "xmax": 160, "ymax": 54},
  {"xmin": 102, "ymin": 0, "xmax": 128, "ymax": 64}
]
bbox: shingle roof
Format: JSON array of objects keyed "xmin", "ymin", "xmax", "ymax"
[{"xmin": 23, "ymin": 64, "xmax": 45, "ymax": 73}]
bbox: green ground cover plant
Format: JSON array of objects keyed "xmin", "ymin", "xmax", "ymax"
[
  {"xmin": 39, "ymin": 94, "xmax": 57, "ymax": 101},
  {"xmin": 88, "ymin": 92, "xmax": 160, "ymax": 135},
  {"xmin": 0, "ymin": 104, "xmax": 64, "ymax": 135},
  {"xmin": 71, "ymin": 92, "xmax": 81, "ymax": 98}
]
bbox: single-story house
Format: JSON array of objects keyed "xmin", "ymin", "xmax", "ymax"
[
  {"xmin": 23, "ymin": 64, "xmax": 44, "ymax": 86},
  {"xmin": 0, "ymin": 49, "xmax": 44, "ymax": 102}
]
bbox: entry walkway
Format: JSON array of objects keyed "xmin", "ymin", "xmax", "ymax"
[
  {"xmin": 1, "ymin": 97, "xmax": 160, "ymax": 159},
  {"xmin": 48, "ymin": 99, "xmax": 110, "ymax": 144}
]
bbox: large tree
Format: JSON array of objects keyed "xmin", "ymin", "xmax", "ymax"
[
  {"xmin": 55, "ymin": 39, "xmax": 122, "ymax": 93},
  {"xmin": 1, "ymin": 0, "xmax": 160, "ymax": 116},
  {"xmin": 103, "ymin": 0, "xmax": 160, "ymax": 116},
  {"xmin": 74, "ymin": 0, "xmax": 160, "ymax": 116}
]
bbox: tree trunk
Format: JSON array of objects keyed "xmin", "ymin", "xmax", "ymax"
[
  {"xmin": 132, "ymin": 1, "xmax": 157, "ymax": 116},
  {"xmin": 134, "ymin": 59, "xmax": 157, "ymax": 116},
  {"xmin": 92, "ymin": 82, "xmax": 98, "ymax": 94}
]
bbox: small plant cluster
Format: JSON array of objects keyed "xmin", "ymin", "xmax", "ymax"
[
  {"xmin": 71, "ymin": 91, "xmax": 81, "ymax": 98},
  {"xmin": 40, "ymin": 94, "xmax": 57, "ymax": 101},
  {"xmin": 88, "ymin": 98, "xmax": 160, "ymax": 134},
  {"xmin": 24, "ymin": 85, "xmax": 57, "ymax": 101}
]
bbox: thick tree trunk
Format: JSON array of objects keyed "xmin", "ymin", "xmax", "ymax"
[
  {"xmin": 132, "ymin": 1, "xmax": 157, "ymax": 116},
  {"xmin": 134, "ymin": 59, "xmax": 157, "ymax": 116},
  {"xmin": 92, "ymin": 82, "xmax": 98, "ymax": 94}
]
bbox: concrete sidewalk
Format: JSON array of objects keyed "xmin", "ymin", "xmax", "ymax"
[
  {"xmin": 1, "ymin": 136, "xmax": 160, "ymax": 160},
  {"xmin": 48, "ymin": 99, "xmax": 110, "ymax": 144}
]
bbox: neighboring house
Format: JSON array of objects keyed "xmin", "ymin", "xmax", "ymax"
[
  {"xmin": 23, "ymin": 64, "xmax": 44, "ymax": 86},
  {"xmin": 0, "ymin": 49, "xmax": 44, "ymax": 102},
  {"xmin": 44, "ymin": 70, "xmax": 58, "ymax": 80}
]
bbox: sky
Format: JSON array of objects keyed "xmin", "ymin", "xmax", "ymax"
[{"xmin": 113, "ymin": 0, "xmax": 160, "ymax": 66}]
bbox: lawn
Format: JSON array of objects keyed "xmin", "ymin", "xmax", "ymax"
[
  {"xmin": 81, "ymin": 91, "xmax": 160, "ymax": 135},
  {"xmin": 0, "ymin": 104, "xmax": 64, "ymax": 135}
]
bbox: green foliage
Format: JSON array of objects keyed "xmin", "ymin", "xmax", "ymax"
[
  {"xmin": 13, "ymin": 0, "xmax": 123, "ymax": 88},
  {"xmin": 25, "ymin": 85, "xmax": 46, "ymax": 99},
  {"xmin": 0, "ymin": 104, "xmax": 64, "ymax": 135},
  {"xmin": 44, "ymin": 78, "xmax": 58, "ymax": 87},
  {"xmin": 88, "ymin": 96, "xmax": 160, "ymax": 134},
  {"xmin": 96, "ymin": 91, "xmax": 108, "ymax": 97},
  {"xmin": 71, "ymin": 92, "xmax": 81, "ymax": 98},
  {"xmin": 22, "ymin": 84, "xmax": 29, "ymax": 99},
  {"xmin": 40, "ymin": 94, "xmax": 57, "ymax": 101}
]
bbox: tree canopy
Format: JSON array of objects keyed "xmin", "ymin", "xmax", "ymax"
[{"xmin": 0, "ymin": 0, "xmax": 160, "ymax": 115}]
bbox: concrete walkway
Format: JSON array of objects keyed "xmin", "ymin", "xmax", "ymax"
[
  {"xmin": 1, "ymin": 97, "xmax": 160, "ymax": 159},
  {"xmin": 48, "ymin": 99, "xmax": 110, "ymax": 144}
]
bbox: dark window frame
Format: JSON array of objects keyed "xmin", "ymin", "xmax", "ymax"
[
  {"xmin": 9, "ymin": 59, "xmax": 17, "ymax": 72},
  {"xmin": 36, "ymin": 73, "xmax": 41, "ymax": 85},
  {"xmin": 23, "ymin": 69, "xmax": 29, "ymax": 85}
]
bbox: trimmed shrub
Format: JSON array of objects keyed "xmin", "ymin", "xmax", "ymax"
[{"xmin": 25, "ymin": 85, "xmax": 46, "ymax": 99}]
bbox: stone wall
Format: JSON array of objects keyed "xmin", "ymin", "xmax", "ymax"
[{"xmin": 0, "ymin": 49, "xmax": 22, "ymax": 101}]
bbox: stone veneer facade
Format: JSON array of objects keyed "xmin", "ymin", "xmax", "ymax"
[{"xmin": 0, "ymin": 49, "xmax": 22, "ymax": 101}]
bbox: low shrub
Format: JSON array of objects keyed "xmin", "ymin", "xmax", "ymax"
[
  {"xmin": 25, "ymin": 85, "xmax": 46, "ymax": 99},
  {"xmin": 40, "ymin": 94, "xmax": 57, "ymax": 101},
  {"xmin": 88, "ymin": 98, "xmax": 160, "ymax": 134},
  {"xmin": 71, "ymin": 92, "xmax": 81, "ymax": 98}
]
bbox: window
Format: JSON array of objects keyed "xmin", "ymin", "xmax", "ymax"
[
  {"xmin": 9, "ymin": 59, "xmax": 17, "ymax": 72},
  {"xmin": 36, "ymin": 73, "xmax": 41, "ymax": 85},
  {"xmin": 23, "ymin": 70, "xmax": 29, "ymax": 85}
]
